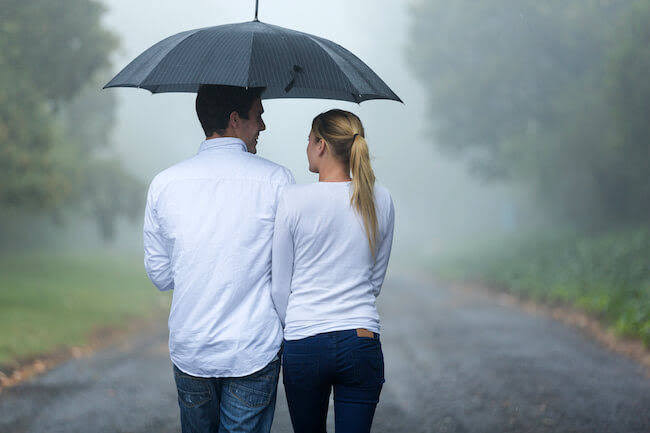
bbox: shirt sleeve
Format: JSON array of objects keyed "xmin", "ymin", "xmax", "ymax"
[
  {"xmin": 143, "ymin": 185, "xmax": 174, "ymax": 291},
  {"xmin": 271, "ymin": 193, "xmax": 294, "ymax": 326},
  {"xmin": 370, "ymin": 197, "xmax": 395, "ymax": 297}
]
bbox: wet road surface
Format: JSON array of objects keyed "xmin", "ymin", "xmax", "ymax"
[{"xmin": 1, "ymin": 274, "xmax": 649, "ymax": 432}]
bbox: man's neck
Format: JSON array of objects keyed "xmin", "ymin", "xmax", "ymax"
[
  {"xmin": 206, "ymin": 131, "xmax": 237, "ymax": 140},
  {"xmin": 205, "ymin": 131, "xmax": 251, "ymax": 153}
]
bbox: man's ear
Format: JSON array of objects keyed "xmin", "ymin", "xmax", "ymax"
[{"xmin": 228, "ymin": 111, "xmax": 240, "ymax": 129}]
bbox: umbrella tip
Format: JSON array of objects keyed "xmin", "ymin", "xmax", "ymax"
[{"xmin": 254, "ymin": 0, "xmax": 259, "ymax": 21}]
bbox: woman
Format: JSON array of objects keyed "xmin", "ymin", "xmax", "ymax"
[{"xmin": 271, "ymin": 109, "xmax": 395, "ymax": 433}]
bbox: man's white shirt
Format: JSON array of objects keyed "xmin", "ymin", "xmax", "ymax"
[{"xmin": 143, "ymin": 137, "xmax": 294, "ymax": 377}]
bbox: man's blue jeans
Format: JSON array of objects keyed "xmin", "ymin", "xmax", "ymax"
[
  {"xmin": 172, "ymin": 358, "xmax": 280, "ymax": 433},
  {"xmin": 282, "ymin": 329, "xmax": 384, "ymax": 433}
]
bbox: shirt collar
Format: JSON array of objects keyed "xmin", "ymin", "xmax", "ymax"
[{"xmin": 198, "ymin": 137, "xmax": 248, "ymax": 154}]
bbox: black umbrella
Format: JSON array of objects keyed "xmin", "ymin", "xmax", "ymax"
[{"xmin": 104, "ymin": 10, "xmax": 401, "ymax": 103}]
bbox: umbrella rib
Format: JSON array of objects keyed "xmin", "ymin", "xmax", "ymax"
[
  {"xmin": 245, "ymin": 29, "xmax": 256, "ymax": 88},
  {"xmin": 260, "ymin": 23, "xmax": 354, "ymax": 98},
  {"xmin": 303, "ymin": 34, "xmax": 366, "ymax": 99},
  {"xmin": 139, "ymin": 27, "xmax": 208, "ymax": 89}
]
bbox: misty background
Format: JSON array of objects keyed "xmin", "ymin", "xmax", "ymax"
[
  {"xmin": 1, "ymin": 0, "xmax": 529, "ymax": 265},
  {"xmin": 2, "ymin": 0, "xmax": 649, "ymax": 388}
]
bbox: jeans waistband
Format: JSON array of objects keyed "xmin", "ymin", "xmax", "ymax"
[{"xmin": 310, "ymin": 328, "xmax": 380, "ymax": 341}]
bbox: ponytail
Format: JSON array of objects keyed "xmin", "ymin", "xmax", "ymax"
[
  {"xmin": 312, "ymin": 109, "xmax": 379, "ymax": 256},
  {"xmin": 350, "ymin": 134, "xmax": 378, "ymax": 255}
]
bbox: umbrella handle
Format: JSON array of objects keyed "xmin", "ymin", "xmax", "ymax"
[{"xmin": 284, "ymin": 65, "xmax": 303, "ymax": 93}]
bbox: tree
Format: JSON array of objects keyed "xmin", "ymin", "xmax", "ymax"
[
  {"xmin": 604, "ymin": 0, "xmax": 650, "ymax": 222},
  {"xmin": 0, "ymin": 0, "xmax": 143, "ymax": 242},
  {"xmin": 408, "ymin": 0, "xmax": 649, "ymax": 226}
]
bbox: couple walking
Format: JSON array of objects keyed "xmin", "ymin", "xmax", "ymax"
[{"xmin": 143, "ymin": 84, "xmax": 395, "ymax": 433}]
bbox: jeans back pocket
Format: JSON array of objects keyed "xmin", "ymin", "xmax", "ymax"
[
  {"xmin": 226, "ymin": 360, "xmax": 280, "ymax": 408},
  {"xmin": 173, "ymin": 366, "xmax": 212, "ymax": 409},
  {"xmin": 353, "ymin": 343, "xmax": 385, "ymax": 387},
  {"xmin": 282, "ymin": 353, "xmax": 320, "ymax": 388}
]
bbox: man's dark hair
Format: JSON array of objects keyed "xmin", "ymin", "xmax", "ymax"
[{"xmin": 195, "ymin": 85, "xmax": 265, "ymax": 137}]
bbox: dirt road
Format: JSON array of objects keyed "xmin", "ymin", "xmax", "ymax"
[{"xmin": 1, "ymin": 274, "xmax": 649, "ymax": 432}]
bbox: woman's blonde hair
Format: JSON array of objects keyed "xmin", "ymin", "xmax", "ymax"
[{"xmin": 311, "ymin": 109, "xmax": 378, "ymax": 255}]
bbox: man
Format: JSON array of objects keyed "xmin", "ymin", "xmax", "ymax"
[{"xmin": 143, "ymin": 85, "xmax": 294, "ymax": 433}]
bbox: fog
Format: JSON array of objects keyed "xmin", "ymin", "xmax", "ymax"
[
  {"xmin": 100, "ymin": 0, "xmax": 527, "ymax": 266},
  {"xmin": 2, "ymin": 3, "xmax": 648, "ymax": 428}
]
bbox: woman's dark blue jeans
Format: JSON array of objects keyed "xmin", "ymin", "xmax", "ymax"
[{"xmin": 282, "ymin": 329, "xmax": 384, "ymax": 433}]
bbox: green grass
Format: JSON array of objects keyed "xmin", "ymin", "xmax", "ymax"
[
  {"xmin": 0, "ymin": 252, "xmax": 169, "ymax": 367},
  {"xmin": 434, "ymin": 227, "xmax": 650, "ymax": 346}
]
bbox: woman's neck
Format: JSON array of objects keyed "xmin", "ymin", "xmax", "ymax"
[{"xmin": 318, "ymin": 163, "xmax": 351, "ymax": 182}]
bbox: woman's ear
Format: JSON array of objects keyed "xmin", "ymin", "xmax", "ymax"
[{"xmin": 317, "ymin": 138, "xmax": 327, "ymax": 156}]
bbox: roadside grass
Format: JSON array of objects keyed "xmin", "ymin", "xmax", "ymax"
[
  {"xmin": 0, "ymin": 252, "xmax": 168, "ymax": 367},
  {"xmin": 434, "ymin": 226, "xmax": 650, "ymax": 346}
]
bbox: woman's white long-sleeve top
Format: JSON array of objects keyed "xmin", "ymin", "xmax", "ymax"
[{"xmin": 271, "ymin": 181, "xmax": 395, "ymax": 340}]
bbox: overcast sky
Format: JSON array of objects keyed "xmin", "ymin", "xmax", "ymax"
[{"xmin": 101, "ymin": 0, "xmax": 524, "ymax": 263}]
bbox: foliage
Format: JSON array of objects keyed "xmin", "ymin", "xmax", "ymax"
[
  {"xmin": 0, "ymin": 0, "xmax": 143, "ymax": 242},
  {"xmin": 0, "ymin": 83, "xmax": 72, "ymax": 210},
  {"xmin": 408, "ymin": 0, "xmax": 650, "ymax": 227},
  {"xmin": 436, "ymin": 227, "xmax": 650, "ymax": 346},
  {"xmin": 603, "ymin": 0, "xmax": 650, "ymax": 223}
]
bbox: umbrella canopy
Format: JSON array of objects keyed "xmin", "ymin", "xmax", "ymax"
[{"xmin": 104, "ymin": 20, "xmax": 401, "ymax": 104}]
